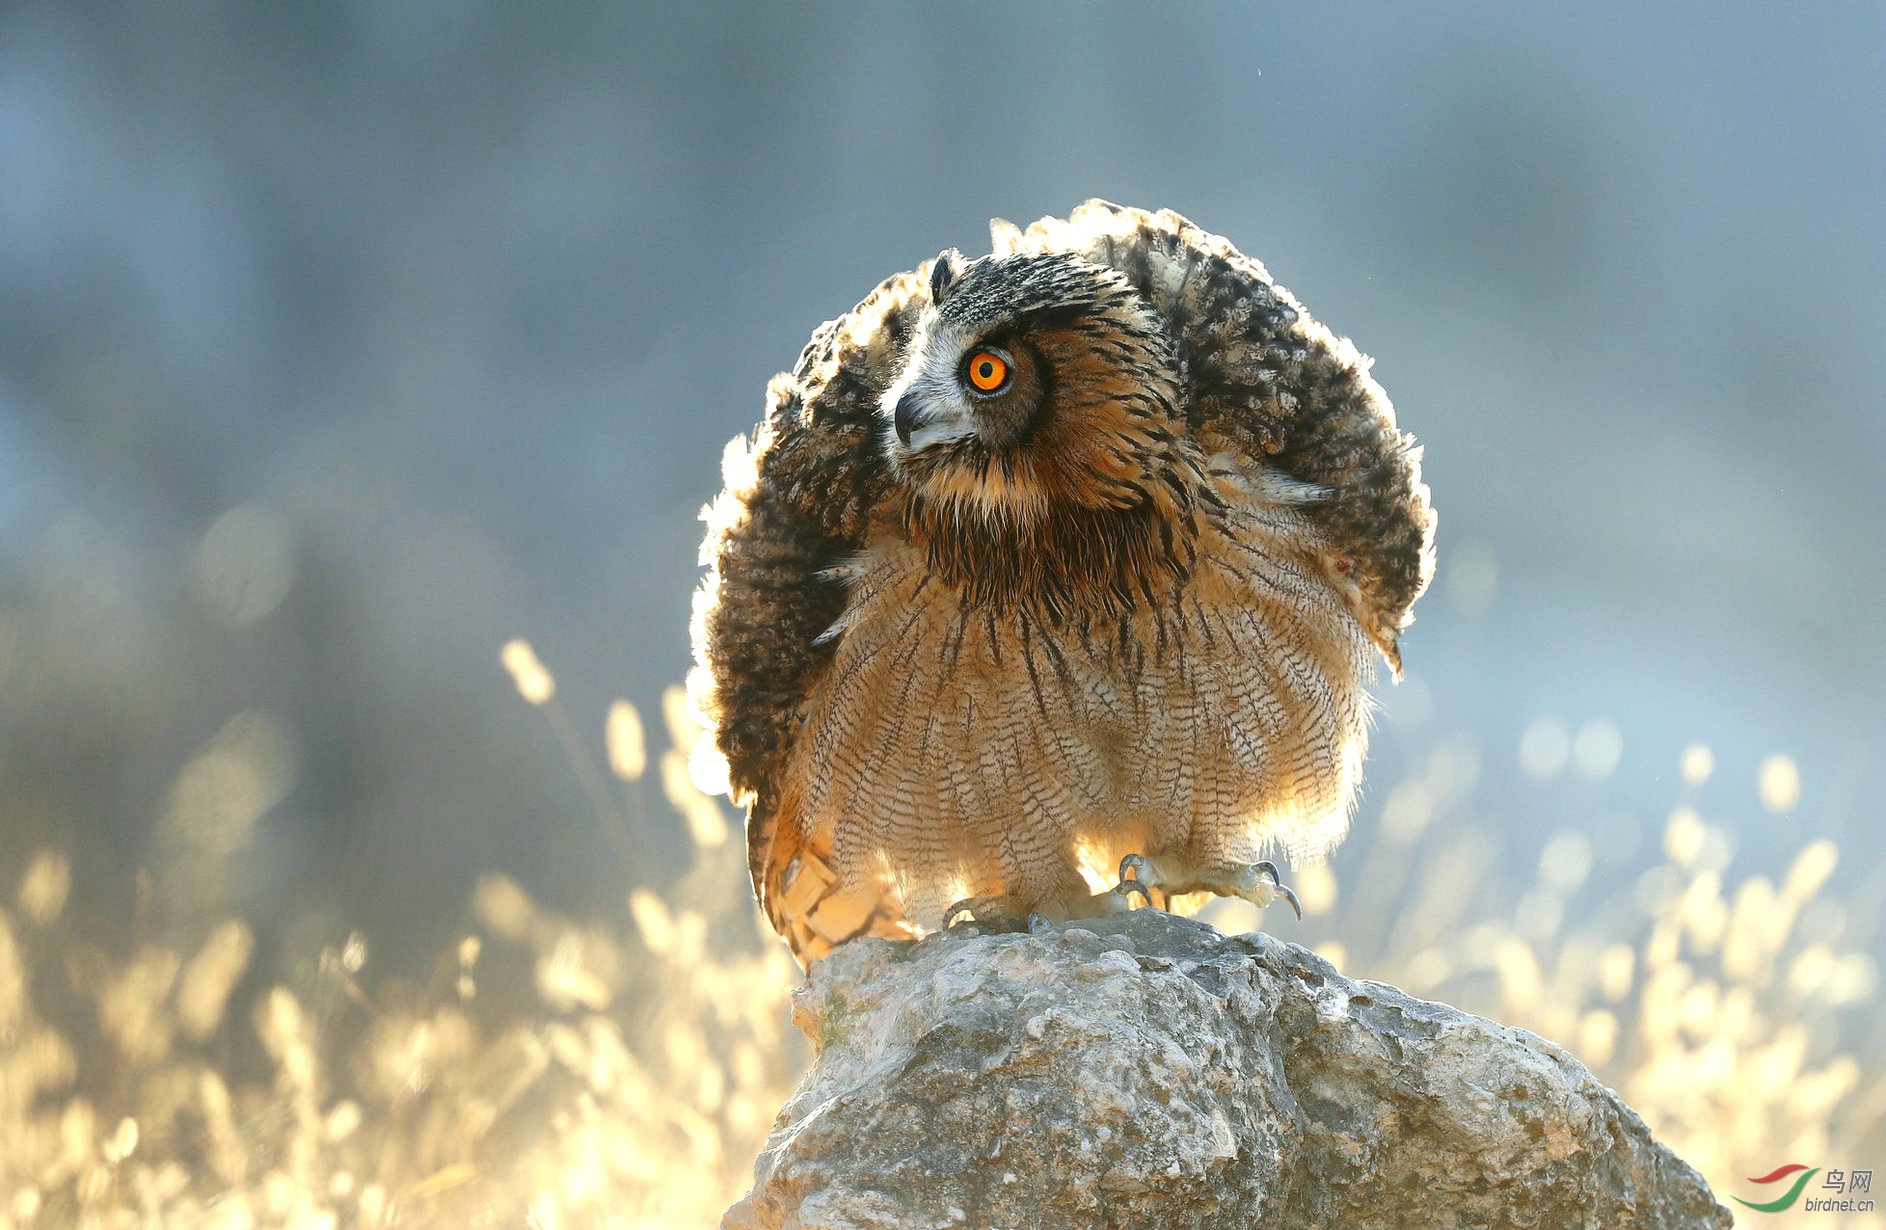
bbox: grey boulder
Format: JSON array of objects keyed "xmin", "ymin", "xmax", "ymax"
[{"xmin": 724, "ymin": 909, "xmax": 1729, "ymax": 1229}]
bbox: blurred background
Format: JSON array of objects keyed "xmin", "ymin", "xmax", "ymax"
[{"xmin": 0, "ymin": 2, "xmax": 1880, "ymax": 1225}]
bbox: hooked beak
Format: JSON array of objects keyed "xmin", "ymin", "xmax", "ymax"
[{"xmin": 893, "ymin": 392, "xmax": 925, "ymax": 448}]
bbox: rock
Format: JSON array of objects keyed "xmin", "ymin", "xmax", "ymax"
[{"xmin": 723, "ymin": 909, "xmax": 1730, "ymax": 1229}]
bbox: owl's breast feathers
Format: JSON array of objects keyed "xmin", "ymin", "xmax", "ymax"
[{"xmin": 691, "ymin": 202, "xmax": 1435, "ymax": 963}]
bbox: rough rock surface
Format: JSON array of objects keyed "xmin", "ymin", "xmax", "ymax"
[{"xmin": 723, "ymin": 909, "xmax": 1730, "ymax": 1229}]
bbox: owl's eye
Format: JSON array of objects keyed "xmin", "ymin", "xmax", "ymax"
[{"xmin": 963, "ymin": 349, "xmax": 1012, "ymax": 395}]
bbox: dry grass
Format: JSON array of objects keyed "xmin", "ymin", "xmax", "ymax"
[
  {"xmin": 0, "ymin": 673, "xmax": 803, "ymax": 1229},
  {"xmin": 0, "ymin": 657, "xmax": 1877, "ymax": 1227}
]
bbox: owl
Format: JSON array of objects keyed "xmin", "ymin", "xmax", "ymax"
[{"xmin": 691, "ymin": 201, "xmax": 1434, "ymax": 965}]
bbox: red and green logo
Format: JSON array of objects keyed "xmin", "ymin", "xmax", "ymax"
[{"xmin": 1735, "ymin": 1164, "xmax": 1819, "ymax": 1212}]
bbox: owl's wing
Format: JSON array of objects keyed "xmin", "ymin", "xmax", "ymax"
[
  {"xmin": 996, "ymin": 201, "xmax": 1437, "ymax": 671},
  {"xmin": 690, "ymin": 269, "xmax": 921, "ymax": 956}
]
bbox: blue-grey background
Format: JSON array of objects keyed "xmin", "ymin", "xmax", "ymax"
[{"xmin": 1, "ymin": 3, "xmax": 1880, "ymax": 1008}]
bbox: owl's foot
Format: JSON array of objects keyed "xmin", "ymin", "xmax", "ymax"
[
  {"xmin": 943, "ymin": 895, "xmax": 1034, "ymax": 934},
  {"xmin": 1113, "ymin": 853, "xmax": 1158, "ymax": 908},
  {"xmin": 1225, "ymin": 860, "xmax": 1304, "ymax": 920},
  {"xmin": 1114, "ymin": 854, "xmax": 1303, "ymax": 921}
]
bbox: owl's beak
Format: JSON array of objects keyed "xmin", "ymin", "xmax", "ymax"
[
  {"xmin": 882, "ymin": 361, "xmax": 977, "ymax": 455},
  {"xmin": 892, "ymin": 392, "xmax": 925, "ymax": 448}
]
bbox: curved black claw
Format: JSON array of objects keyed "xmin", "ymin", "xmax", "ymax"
[
  {"xmin": 944, "ymin": 899, "xmax": 984, "ymax": 931},
  {"xmin": 945, "ymin": 897, "xmax": 1032, "ymax": 935},
  {"xmin": 1114, "ymin": 853, "xmax": 1156, "ymax": 905},
  {"xmin": 1254, "ymin": 861, "xmax": 1305, "ymax": 921}
]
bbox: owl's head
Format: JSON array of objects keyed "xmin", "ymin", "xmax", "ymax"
[
  {"xmin": 783, "ymin": 202, "xmax": 1431, "ymax": 653},
  {"xmin": 878, "ymin": 249, "xmax": 1191, "ymax": 524}
]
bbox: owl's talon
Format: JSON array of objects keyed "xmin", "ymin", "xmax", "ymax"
[
  {"xmin": 1026, "ymin": 912, "xmax": 1053, "ymax": 935},
  {"xmin": 1112, "ymin": 853, "xmax": 1156, "ymax": 907},
  {"xmin": 1245, "ymin": 861, "xmax": 1304, "ymax": 921},
  {"xmin": 944, "ymin": 899, "xmax": 985, "ymax": 930},
  {"xmin": 945, "ymin": 896, "xmax": 1033, "ymax": 934}
]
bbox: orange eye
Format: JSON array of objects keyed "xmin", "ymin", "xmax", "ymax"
[{"xmin": 964, "ymin": 349, "xmax": 1010, "ymax": 393}]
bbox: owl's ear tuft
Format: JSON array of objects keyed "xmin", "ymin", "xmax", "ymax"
[{"xmin": 929, "ymin": 249, "xmax": 962, "ymax": 303}]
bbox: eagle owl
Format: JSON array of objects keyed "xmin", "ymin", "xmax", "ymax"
[{"xmin": 691, "ymin": 202, "xmax": 1434, "ymax": 964}]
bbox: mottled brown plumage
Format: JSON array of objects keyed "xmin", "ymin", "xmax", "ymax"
[{"xmin": 690, "ymin": 202, "xmax": 1435, "ymax": 964}]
